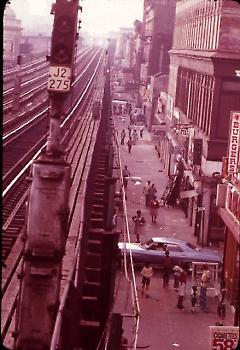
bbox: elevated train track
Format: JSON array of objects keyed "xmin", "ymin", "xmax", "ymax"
[
  {"xmin": 2, "ymin": 49, "xmax": 140, "ymax": 350},
  {"xmin": 1, "ymin": 48, "xmax": 107, "ymax": 347},
  {"xmin": 3, "ymin": 47, "xmax": 93, "ymax": 118}
]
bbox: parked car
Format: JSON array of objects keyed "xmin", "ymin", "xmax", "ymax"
[{"xmin": 118, "ymin": 237, "xmax": 222, "ymax": 270}]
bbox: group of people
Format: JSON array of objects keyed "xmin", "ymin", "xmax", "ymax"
[
  {"xmin": 128, "ymin": 180, "xmax": 160, "ymax": 242},
  {"xmin": 120, "ymin": 125, "xmax": 144, "ymax": 153},
  {"xmin": 140, "ymin": 261, "xmax": 227, "ymax": 323},
  {"xmin": 143, "ymin": 180, "xmax": 160, "ymax": 223}
]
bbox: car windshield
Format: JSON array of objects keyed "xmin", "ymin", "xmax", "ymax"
[
  {"xmin": 186, "ymin": 242, "xmax": 198, "ymax": 250},
  {"xmin": 145, "ymin": 239, "xmax": 154, "ymax": 246}
]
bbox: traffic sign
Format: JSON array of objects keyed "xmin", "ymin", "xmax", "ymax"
[{"xmin": 48, "ymin": 66, "xmax": 71, "ymax": 92}]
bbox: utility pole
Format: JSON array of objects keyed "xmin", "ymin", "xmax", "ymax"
[
  {"xmin": 15, "ymin": 1, "xmax": 81, "ymax": 349},
  {"xmin": 12, "ymin": 55, "xmax": 22, "ymax": 112}
]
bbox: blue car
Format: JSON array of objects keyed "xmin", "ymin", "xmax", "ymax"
[{"xmin": 118, "ymin": 237, "xmax": 222, "ymax": 269}]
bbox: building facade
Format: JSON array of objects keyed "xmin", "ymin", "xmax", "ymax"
[
  {"xmin": 216, "ymin": 111, "xmax": 240, "ymax": 326},
  {"xmin": 159, "ymin": 0, "xmax": 240, "ymax": 246},
  {"xmin": 140, "ymin": 0, "xmax": 176, "ymax": 129},
  {"xmin": 3, "ymin": 5, "xmax": 22, "ymax": 69}
]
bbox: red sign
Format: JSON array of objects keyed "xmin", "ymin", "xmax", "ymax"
[{"xmin": 228, "ymin": 111, "xmax": 240, "ymax": 175}]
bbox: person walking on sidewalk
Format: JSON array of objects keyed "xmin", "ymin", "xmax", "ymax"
[
  {"xmin": 132, "ymin": 210, "xmax": 145, "ymax": 243},
  {"xmin": 177, "ymin": 269, "xmax": 187, "ymax": 309},
  {"xmin": 191, "ymin": 285, "xmax": 198, "ymax": 312},
  {"xmin": 148, "ymin": 183, "xmax": 157, "ymax": 203},
  {"xmin": 122, "ymin": 165, "xmax": 130, "ymax": 188},
  {"xmin": 173, "ymin": 265, "xmax": 183, "ymax": 290},
  {"xmin": 127, "ymin": 137, "xmax": 133, "ymax": 154},
  {"xmin": 216, "ymin": 288, "xmax": 227, "ymax": 325},
  {"xmin": 143, "ymin": 180, "xmax": 151, "ymax": 207},
  {"xmin": 141, "ymin": 262, "xmax": 153, "ymax": 298},
  {"xmin": 139, "ymin": 125, "xmax": 144, "ymax": 138},
  {"xmin": 128, "ymin": 125, "xmax": 132, "ymax": 138},
  {"xmin": 149, "ymin": 196, "xmax": 160, "ymax": 223},
  {"xmin": 162, "ymin": 250, "xmax": 171, "ymax": 286},
  {"xmin": 120, "ymin": 129, "xmax": 126, "ymax": 145},
  {"xmin": 200, "ymin": 264, "xmax": 210, "ymax": 312},
  {"xmin": 132, "ymin": 129, "xmax": 138, "ymax": 145}
]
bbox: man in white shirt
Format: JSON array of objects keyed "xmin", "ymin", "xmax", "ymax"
[{"xmin": 200, "ymin": 264, "xmax": 210, "ymax": 311}]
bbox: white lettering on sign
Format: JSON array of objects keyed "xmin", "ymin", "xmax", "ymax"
[
  {"xmin": 48, "ymin": 66, "xmax": 71, "ymax": 92},
  {"xmin": 228, "ymin": 112, "xmax": 240, "ymax": 175}
]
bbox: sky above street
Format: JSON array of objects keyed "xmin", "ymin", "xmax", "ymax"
[{"xmin": 9, "ymin": 0, "xmax": 144, "ymax": 36}]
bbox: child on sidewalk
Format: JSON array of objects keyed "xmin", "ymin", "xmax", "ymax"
[
  {"xmin": 216, "ymin": 288, "xmax": 227, "ymax": 325},
  {"xmin": 141, "ymin": 262, "xmax": 153, "ymax": 298},
  {"xmin": 191, "ymin": 285, "xmax": 198, "ymax": 312},
  {"xmin": 132, "ymin": 210, "xmax": 145, "ymax": 243},
  {"xmin": 173, "ymin": 265, "xmax": 183, "ymax": 290}
]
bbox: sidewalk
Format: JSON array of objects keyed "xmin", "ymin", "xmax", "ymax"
[{"xmin": 113, "ymin": 116, "xmax": 234, "ymax": 350}]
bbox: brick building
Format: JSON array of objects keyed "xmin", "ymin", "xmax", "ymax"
[
  {"xmin": 158, "ymin": 0, "xmax": 240, "ymax": 246},
  {"xmin": 3, "ymin": 5, "xmax": 22, "ymax": 69},
  {"xmin": 140, "ymin": 0, "xmax": 176, "ymax": 128}
]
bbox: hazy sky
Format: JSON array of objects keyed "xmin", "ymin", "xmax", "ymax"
[{"xmin": 9, "ymin": 0, "xmax": 144, "ymax": 36}]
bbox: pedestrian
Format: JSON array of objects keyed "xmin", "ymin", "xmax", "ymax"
[
  {"xmin": 177, "ymin": 269, "xmax": 187, "ymax": 309},
  {"xmin": 139, "ymin": 125, "xmax": 144, "ymax": 138},
  {"xmin": 173, "ymin": 265, "xmax": 183, "ymax": 290},
  {"xmin": 148, "ymin": 183, "xmax": 157, "ymax": 203},
  {"xmin": 216, "ymin": 288, "xmax": 227, "ymax": 325},
  {"xmin": 122, "ymin": 165, "xmax": 130, "ymax": 188},
  {"xmin": 127, "ymin": 138, "xmax": 133, "ymax": 154},
  {"xmin": 200, "ymin": 264, "xmax": 210, "ymax": 312},
  {"xmin": 112, "ymin": 208, "xmax": 117, "ymax": 229},
  {"xmin": 143, "ymin": 180, "xmax": 151, "ymax": 207},
  {"xmin": 132, "ymin": 129, "xmax": 138, "ymax": 145},
  {"xmin": 141, "ymin": 262, "xmax": 153, "ymax": 298},
  {"xmin": 132, "ymin": 210, "xmax": 145, "ymax": 243},
  {"xmin": 120, "ymin": 129, "xmax": 126, "ymax": 145},
  {"xmin": 128, "ymin": 125, "xmax": 132, "ymax": 138},
  {"xmin": 149, "ymin": 195, "xmax": 160, "ymax": 223},
  {"xmin": 191, "ymin": 285, "xmax": 198, "ymax": 312},
  {"xmin": 162, "ymin": 250, "xmax": 171, "ymax": 286}
]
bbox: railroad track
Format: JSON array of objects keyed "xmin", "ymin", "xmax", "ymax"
[
  {"xmin": 3, "ymin": 47, "xmax": 92, "ymax": 117},
  {"xmin": 2, "ymin": 49, "xmax": 106, "ymax": 347}
]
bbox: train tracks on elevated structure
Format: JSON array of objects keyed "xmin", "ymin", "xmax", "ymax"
[{"xmin": 1, "ymin": 48, "xmax": 106, "ymax": 347}]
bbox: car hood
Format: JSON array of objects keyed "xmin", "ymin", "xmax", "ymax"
[{"xmin": 197, "ymin": 248, "xmax": 222, "ymax": 257}]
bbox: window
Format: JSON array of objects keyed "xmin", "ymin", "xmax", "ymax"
[{"xmin": 166, "ymin": 244, "xmax": 183, "ymax": 252}]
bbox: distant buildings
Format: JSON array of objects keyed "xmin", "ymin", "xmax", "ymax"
[
  {"xmin": 140, "ymin": 0, "xmax": 177, "ymax": 128},
  {"xmin": 20, "ymin": 34, "xmax": 51, "ymax": 55},
  {"xmin": 3, "ymin": 5, "xmax": 22, "ymax": 68}
]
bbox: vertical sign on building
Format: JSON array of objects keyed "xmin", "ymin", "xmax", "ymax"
[{"xmin": 227, "ymin": 111, "xmax": 240, "ymax": 176}]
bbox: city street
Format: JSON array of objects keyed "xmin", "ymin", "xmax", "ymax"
[{"xmin": 113, "ymin": 115, "xmax": 234, "ymax": 350}]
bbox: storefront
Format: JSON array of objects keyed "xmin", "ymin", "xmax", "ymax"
[{"xmin": 217, "ymin": 182, "xmax": 240, "ymax": 325}]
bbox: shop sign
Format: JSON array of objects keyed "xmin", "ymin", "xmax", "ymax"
[
  {"xmin": 179, "ymin": 128, "xmax": 189, "ymax": 136},
  {"xmin": 188, "ymin": 127, "xmax": 195, "ymax": 165},
  {"xmin": 209, "ymin": 326, "xmax": 239, "ymax": 350},
  {"xmin": 228, "ymin": 111, "xmax": 240, "ymax": 175}
]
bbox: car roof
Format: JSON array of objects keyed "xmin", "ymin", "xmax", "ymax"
[{"xmin": 149, "ymin": 237, "xmax": 188, "ymax": 245}]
